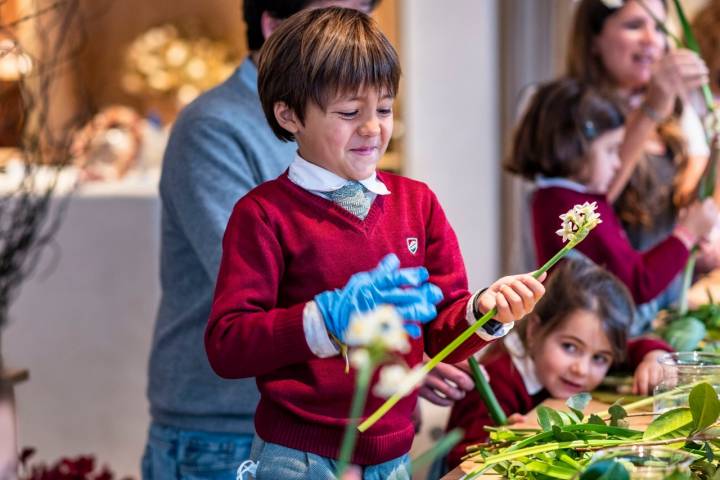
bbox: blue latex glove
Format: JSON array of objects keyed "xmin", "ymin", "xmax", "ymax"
[{"xmin": 314, "ymin": 253, "xmax": 443, "ymax": 342}]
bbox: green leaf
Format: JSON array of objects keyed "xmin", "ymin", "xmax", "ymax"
[
  {"xmin": 671, "ymin": 0, "xmax": 716, "ymax": 117},
  {"xmin": 567, "ymin": 393, "xmax": 592, "ymax": 413},
  {"xmin": 587, "ymin": 414, "xmax": 605, "ymax": 426},
  {"xmin": 579, "ymin": 459, "xmax": 630, "ymax": 480},
  {"xmin": 608, "ymin": 403, "xmax": 627, "ymax": 427},
  {"xmin": 525, "ymin": 460, "xmax": 577, "ymax": 479},
  {"xmin": 552, "ymin": 424, "xmax": 578, "ymax": 442},
  {"xmin": 689, "ymin": 382, "xmax": 720, "ymax": 433},
  {"xmin": 663, "ymin": 316, "xmax": 707, "ymax": 351},
  {"xmin": 643, "ymin": 407, "xmax": 693, "ymax": 440},
  {"xmin": 706, "ymin": 441, "xmax": 715, "ymax": 462},
  {"xmin": 537, "ymin": 406, "xmax": 564, "ymax": 432}
]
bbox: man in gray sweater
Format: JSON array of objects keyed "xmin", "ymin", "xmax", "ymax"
[{"xmin": 143, "ymin": 2, "xmax": 379, "ymax": 479}]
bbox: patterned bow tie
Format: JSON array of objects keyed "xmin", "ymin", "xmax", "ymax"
[{"xmin": 327, "ymin": 181, "xmax": 371, "ymax": 219}]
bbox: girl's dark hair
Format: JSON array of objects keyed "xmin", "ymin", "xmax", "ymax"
[
  {"xmin": 506, "ymin": 78, "xmax": 624, "ymax": 181},
  {"xmin": 565, "ymin": 0, "xmax": 690, "ymax": 227},
  {"xmin": 516, "ymin": 257, "xmax": 634, "ymax": 363},
  {"xmin": 566, "ymin": 0, "xmax": 667, "ymax": 87}
]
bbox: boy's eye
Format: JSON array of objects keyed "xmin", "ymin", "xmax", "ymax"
[
  {"xmin": 561, "ymin": 342, "xmax": 578, "ymax": 353},
  {"xmin": 378, "ymin": 108, "xmax": 393, "ymax": 116},
  {"xmin": 337, "ymin": 110, "xmax": 359, "ymax": 118}
]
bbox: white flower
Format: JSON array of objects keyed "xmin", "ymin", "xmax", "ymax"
[
  {"xmin": 556, "ymin": 202, "xmax": 602, "ymax": 245},
  {"xmin": 346, "ymin": 305, "xmax": 410, "ymax": 353},
  {"xmin": 600, "ymin": 0, "xmax": 624, "ymax": 8},
  {"xmin": 373, "ymin": 364, "xmax": 427, "ymax": 399},
  {"xmin": 349, "ymin": 349, "xmax": 371, "ymax": 370}
]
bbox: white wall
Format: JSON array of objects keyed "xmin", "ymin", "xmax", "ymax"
[
  {"xmin": 401, "ymin": 0, "xmax": 501, "ymax": 292},
  {"xmin": 401, "ymin": 1, "xmax": 501, "ymax": 477}
]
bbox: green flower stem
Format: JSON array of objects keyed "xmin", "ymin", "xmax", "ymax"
[
  {"xmin": 469, "ymin": 356, "xmax": 507, "ymax": 426},
  {"xmin": 408, "ymin": 428, "xmax": 464, "ymax": 476},
  {"xmin": 594, "ymin": 382, "xmax": 699, "ymax": 420},
  {"xmin": 336, "ymin": 360, "xmax": 373, "ymax": 478},
  {"xmin": 678, "ymin": 248, "xmax": 698, "ymax": 315},
  {"xmin": 637, "ymin": 0, "xmax": 683, "ymax": 47},
  {"xmin": 358, "ymin": 242, "xmax": 576, "ymax": 433}
]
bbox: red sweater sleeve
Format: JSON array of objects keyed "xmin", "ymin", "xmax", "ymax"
[
  {"xmin": 205, "ymin": 198, "xmax": 315, "ymax": 379},
  {"xmin": 624, "ymin": 337, "xmax": 674, "ymax": 369},
  {"xmin": 533, "ymin": 189, "xmax": 688, "ymax": 304},
  {"xmin": 421, "ymin": 189, "xmax": 489, "ymax": 363}
]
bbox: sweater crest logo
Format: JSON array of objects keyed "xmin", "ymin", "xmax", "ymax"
[{"xmin": 406, "ymin": 237, "xmax": 418, "ymax": 255}]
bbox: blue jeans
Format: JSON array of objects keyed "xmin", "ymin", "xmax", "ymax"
[
  {"xmin": 238, "ymin": 435, "xmax": 410, "ymax": 480},
  {"xmin": 141, "ymin": 423, "xmax": 254, "ymax": 480}
]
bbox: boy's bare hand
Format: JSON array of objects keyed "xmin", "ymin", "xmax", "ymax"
[
  {"xmin": 476, "ymin": 273, "xmax": 546, "ymax": 324},
  {"xmin": 633, "ymin": 349, "xmax": 666, "ymax": 396}
]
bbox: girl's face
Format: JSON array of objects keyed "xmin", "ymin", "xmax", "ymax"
[
  {"xmin": 593, "ymin": 0, "xmax": 667, "ymax": 92},
  {"xmin": 530, "ymin": 309, "xmax": 615, "ymax": 398},
  {"xmin": 584, "ymin": 127, "xmax": 625, "ymax": 194}
]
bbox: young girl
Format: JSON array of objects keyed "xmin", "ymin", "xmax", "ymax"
[
  {"xmin": 507, "ymin": 78, "xmax": 717, "ymax": 334},
  {"xmin": 445, "ymin": 258, "xmax": 673, "ymax": 469}
]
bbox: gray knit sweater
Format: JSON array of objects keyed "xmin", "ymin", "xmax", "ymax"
[{"xmin": 148, "ymin": 58, "xmax": 296, "ymax": 433}]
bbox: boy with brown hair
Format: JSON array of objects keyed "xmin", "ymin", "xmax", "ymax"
[{"xmin": 205, "ymin": 7, "xmax": 545, "ymax": 478}]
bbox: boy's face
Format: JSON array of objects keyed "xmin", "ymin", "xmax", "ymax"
[{"xmin": 291, "ymin": 88, "xmax": 393, "ymax": 180}]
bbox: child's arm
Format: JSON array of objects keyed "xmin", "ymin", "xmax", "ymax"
[
  {"xmin": 205, "ymin": 201, "xmax": 443, "ymax": 379},
  {"xmin": 420, "ymin": 190, "xmax": 545, "ymax": 362},
  {"xmin": 624, "ymin": 338, "xmax": 674, "ymax": 396}
]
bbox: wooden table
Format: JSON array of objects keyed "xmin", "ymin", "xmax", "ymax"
[
  {"xmin": 441, "ymin": 397, "xmax": 651, "ymax": 480},
  {"xmin": 1, "ymin": 367, "xmax": 29, "ymax": 479},
  {"xmin": 688, "ymin": 268, "xmax": 720, "ymax": 309}
]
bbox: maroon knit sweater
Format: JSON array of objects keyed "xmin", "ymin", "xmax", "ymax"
[
  {"xmin": 532, "ymin": 187, "xmax": 689, "ymax": 304},
  {"xmin": 446, "ymin": 337, "xmax": 673, "ymax": 469},
  {"xmin": 205, "ymin": 171, "xmax": 489, "ymax": 465}
]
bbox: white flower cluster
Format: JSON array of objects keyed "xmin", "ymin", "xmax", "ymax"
[
  {"xmin": 346, "ymin": 306, "xmax": 425, "ymax": 399},
  {"xmin": 373, "ymin": 364, "xmax": 426, "ymax": 399},
  {"xmin": 346, "ymin": 305, "xmax": 410, "ymax": 354},
  {"xmin": 556, "ymin": 201, "xmax": 602, "ymax": 244}
]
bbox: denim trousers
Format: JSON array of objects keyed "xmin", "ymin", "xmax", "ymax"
[
  {"xmin": 237, "ymin": 435, "xmax": 411, "ymax": 480},
  {"xmin": 141, "ymin": 422, "xmax": 254, "ymax": 480}
]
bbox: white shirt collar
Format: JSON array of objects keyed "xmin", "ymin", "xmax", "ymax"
[
  {"xmin": 535, "ymin": 176, "xmax": 587, "ymax": 193},
  {"xmin": 288, "ymin": 153, "xmax": 391, "ymax": 195},
  {"xmin": 504, "ymin": 331, "xmax": 543, "ymax": 395}
]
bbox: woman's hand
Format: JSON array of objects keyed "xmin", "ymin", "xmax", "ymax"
[
  {"xmin": 644, "ymin": 49, "xmax": 709, "ymax": 121},
  {"xmin": 633, "ymin": 349, "xmax": 667, "ymax": 395}
]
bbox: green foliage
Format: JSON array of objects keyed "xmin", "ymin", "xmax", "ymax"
[
  {"xmin": 663, "ymin": 316, "xmax": 708, "ymax": 351},
  {"xmin": 463, "ymin": 383, "xmax": 720, "ymax": 480},
  {"xmin": 644, "ymin": 407, "xmax": 693, "ymax": 440},
  {"xmin": 690, "ymin": 383, "xmax": 720, "ymax": 433}
]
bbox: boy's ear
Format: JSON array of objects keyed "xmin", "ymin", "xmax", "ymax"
[{"xmin": 274, "ymin": 102, "xmax": 302, "ymax": 135}]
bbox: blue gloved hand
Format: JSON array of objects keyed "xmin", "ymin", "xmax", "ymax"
[{"xmin": 314, "ymin": 253, "xmax": 444, "ymax": 342}]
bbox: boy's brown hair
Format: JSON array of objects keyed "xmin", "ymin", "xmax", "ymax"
[
  {"xmin": 506, "ymin": 78, "xmax": 624, "ymax": 181},
  {"xmin": 257, "ymin": 6, "xmax": 400, "ymax": 142}
]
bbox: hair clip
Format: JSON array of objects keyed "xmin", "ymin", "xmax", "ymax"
[{"xmin": 582, "ymin": 120, "xmax": 597, "ymax": 140}]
